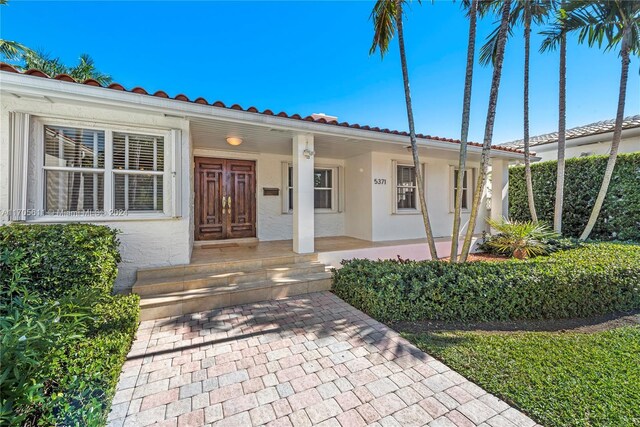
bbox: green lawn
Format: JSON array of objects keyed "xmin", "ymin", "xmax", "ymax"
[{"xmin": 404, "ymin": 326, "xmax": 640, "ymax": 427}]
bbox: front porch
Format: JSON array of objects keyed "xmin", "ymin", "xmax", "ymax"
[{"xmin": 190, "ymin": 235, "xmax": 474, "ymax": 267}]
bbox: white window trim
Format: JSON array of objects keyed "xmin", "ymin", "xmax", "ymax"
[
  {"xmin": 449, "ymin": 166, "xmax": 475, "ymax": 213},
  {"xmin": 392, "ymin": 160, "xmax": 426, "ymax": 215},
  {"xmin": 281, "ymin": 162, "xmax": 341, "ymax": 214},
  {"xmin": 30, "ymin": 117, "xmax": 175, "ymax": 222}
]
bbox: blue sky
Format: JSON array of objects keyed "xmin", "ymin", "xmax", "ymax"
[{"xmin": 1, "ymin": 1, "xmax": 638, "ymax": 143}]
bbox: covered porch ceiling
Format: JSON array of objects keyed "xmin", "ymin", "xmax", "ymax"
[{"xmin": 190, "ymin": 116, "xmax": 494, "ymax": 162}]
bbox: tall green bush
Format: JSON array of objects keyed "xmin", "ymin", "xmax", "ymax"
[
  {"xmin": 0, "ymin": 223, "xmax": 121, "ymax": 297},
  {"xmin": 332, "ymin": 243, "xmax": 640, "ymax": 323},
  {"xmin": 509, "ymin": 152, "xmax": 640, "ymax": 241},
  {"xmin": 0, "ymin": 224, "xmax": 138, "ymax": 426}
]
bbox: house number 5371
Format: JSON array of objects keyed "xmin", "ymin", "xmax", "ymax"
[{"xmin": 374, "ymin": 178, "xmax": 387, "ymax": 185}]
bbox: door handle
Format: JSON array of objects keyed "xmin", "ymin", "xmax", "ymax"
[
  {"xmin": 227, "ymin": 196, "xmax": 232, "ymax": 216},
  {"xmin": 221, "ymin": 195, "xmax": 226, "ymax": 214}
]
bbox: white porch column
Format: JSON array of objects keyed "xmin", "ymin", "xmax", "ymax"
[
  {"xmin": 292, "ymin": 133, "xmax": 314, "ymax": 253},
  {"xmin": 491, "ymin": 158, "xmax": 509, "ymax": 222}
]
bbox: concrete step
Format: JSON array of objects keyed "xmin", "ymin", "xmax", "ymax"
[
  {"xmin": 132, "ymin": 261, "xmax": 328, "ymax": 296},
  {"xmin": 136, "ymin": 253, "xmax": 318, "ymax": 282},
  {"xmin": 138, "ymin": 271, "xmax": 332, "ymax": 321}
]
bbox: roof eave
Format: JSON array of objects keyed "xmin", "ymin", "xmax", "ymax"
[{"xmin": 0, "ymin": 71, "xmax": 524, "ymax": 159}]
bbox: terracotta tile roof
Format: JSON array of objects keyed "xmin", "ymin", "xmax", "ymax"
[
  {"xmin": 501, "ymin": 115, "xmax": 640, "ymax": 149},
  {"xmin": 0, "ymin": 62, "xmax": 524, "ymax": 155}
]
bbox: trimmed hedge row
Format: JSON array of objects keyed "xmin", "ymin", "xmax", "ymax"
[
  {"xmin": 0, "ymin": 223, "xmax": 121, "ymax": 297},
  {"xmin": 332, "ymin": 243, "xmax": 640, "ymax": 323},
  {"xmin": 509, "ymin": 152, "xmax": 640, "ymax": 241},
  {"xmin": 0, "ymin": 224, "xmax": 138, "ymax": 426}
]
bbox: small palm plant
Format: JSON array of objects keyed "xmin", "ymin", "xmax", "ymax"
[{"xmin": 484, "ymin": 218, "xmax": 559, "ymax": 259}]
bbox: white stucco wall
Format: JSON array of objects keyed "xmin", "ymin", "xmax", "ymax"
[
  {"xmin": 1, "ymin": 97, "xmax": 192, "ymax": 292},
  {"xmin": 534, "ymin": 134, "xmax": 640, "ymax": 162},
  {"xmin": 350, "ymin": 151, "xmax": 487, "ymax": 241},
  {"xmin": 344, "ymin": 152, "xmax": 373, "ymax": 241},
  {"xmin": 192, "ymin": 148, "xmax": 345, "ymax": 242}
]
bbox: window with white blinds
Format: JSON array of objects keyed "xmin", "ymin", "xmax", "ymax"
[
  {"xmin": 44, "ymin": 126, "xmax": 105, "ymax": 213},
  {"xmin": 396, "ymin": 164, "xmax": 417, "ymax": 210},
  {"xmin": 113, "ymin": 132, "xmax": 164, "ymax": 212},
  {"xmin": 42, "ymin": 124, "xmax": 167, "ymax": 215},
  {"xmin": 285, "ymin": 165, "xmax": 338, "ymax": 212}
]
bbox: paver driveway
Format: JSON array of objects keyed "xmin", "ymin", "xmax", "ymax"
[{"xmin": 108, "ymin": 292, "xmax": 540, "ymax": 427}]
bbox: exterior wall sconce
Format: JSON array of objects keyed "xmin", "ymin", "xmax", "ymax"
[{"xmin": 303, "ymin": 139, "xmax": 315, "ymax": 159}]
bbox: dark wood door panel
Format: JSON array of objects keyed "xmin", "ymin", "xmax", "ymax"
[
  {"xmin": 194, "ymin": 157, "xmax": 256, "ymax": 241},
  {"xmin": 226, "ymin": 159, "xmax": 256, "ymax": 239},
  {"xmin": 195, "ymin": 157, "xmax": 226, "ymax": 241}
]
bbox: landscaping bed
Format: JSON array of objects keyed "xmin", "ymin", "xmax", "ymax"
[
  {"xmin": 0, "ymin": 224, "xmax": 139, "ymax": 427},
  {"xmin": 332, "ymin": 242, "xmax": 640, "ymax": 322}
]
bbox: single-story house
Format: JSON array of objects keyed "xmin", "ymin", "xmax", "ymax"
[
  {"xmin": 500, "ymin": 115, "xmax": 640, "ymax": 162},
  {"xmin": 0, "ymin": 63, "xmax": 524, "ymax": 316}
]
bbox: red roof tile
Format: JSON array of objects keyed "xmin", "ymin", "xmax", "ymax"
[{"xmin": 0, "ymin": 62, "xmax": 525, "ymax": 155}]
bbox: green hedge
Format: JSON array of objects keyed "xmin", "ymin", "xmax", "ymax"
[
  {"xmin": 332, "ymin": 243, "xmax": 640, "ymax": 323},
  {"xmin": 509, "ymin": 152, "xmax": 640, "ymax": 241},
  {"xmin": 0, "ymin": 224, "xmax": 138, "ymax": 426},
  {"xmin": 0, "ymin": 223, "xmax": 121, "ymax": 297}
]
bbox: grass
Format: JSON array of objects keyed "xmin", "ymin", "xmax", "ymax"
[{"xmin": 404, "ymin": 326, "xmax": 640, "ymax": 427}]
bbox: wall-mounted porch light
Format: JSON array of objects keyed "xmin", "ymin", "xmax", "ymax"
[{"xmin": 303, "ymin": 140, "xmax": 315, "ymax": 159}]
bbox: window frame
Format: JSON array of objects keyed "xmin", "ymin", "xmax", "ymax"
[
  {"xmin": 32, "ymin": 117, "xmax": 172, "ymax": 221},
  {"xmin": 112, "ymin": 131, "xmax": 165, "ymax": 213},
  {"xmin": 392, "ymin": 160, "xmax": 425, "ymax": 214},
  {"xmin": 42, "ymin": 125, "xmax": 106, "ymax": 214},
  {"xmin": 449, "ymin": 166, "xmax": 475, "ymax": 213},
  {"xmin": 282, "ymin": 163, "xmax": 340, "ymax": 214}
]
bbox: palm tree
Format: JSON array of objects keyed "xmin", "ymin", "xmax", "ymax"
[
  {"xmin": 19, "ymin": 51, "xmax": 112, "ymax": 85},
  {"xmin": 459, "ymin": 0, "xmax": 513, "ymax": 262},
  {"xmin": 370, "ymin": 0, "xmax": 439, "ymax": 259},
  {"xmin": 19, "ymin": 50, "xmax": 67, "ymax": 76},
  {"xmin": 565, "ymin": 0, "xmax": 639, "ymax": 240},
  {"xmin": 480, "ymin": 1, "xmax": 552, "ymax": 224},
  {"xmin": 67, "ymin": 53, "xmax": 112, "ymax": 85},
  {"xmin": 450, "ymin": 0, "xmax": 479, "ymax": 263},
  {"xmin": 540, "ymin": 2, "xmax": 569, "ymax": 234},
  {"xmin": 0, "ymin": 40, "xmax": 32, "ymax": 61}
]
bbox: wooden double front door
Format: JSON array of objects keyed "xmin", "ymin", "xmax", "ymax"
[{"xmin": 195, "ymin": 157, "xmax": 256, "ymax": 240}]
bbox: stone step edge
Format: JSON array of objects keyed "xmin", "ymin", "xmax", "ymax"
[
  {"xmin": 136, "ymin": 253, "xmax": 319, "ymax": 281},
  {"xmin": 138, "ymin": 272, "xmax": 333, "ymax": 308},
  {"xmin": 133, "ymin": 261, "xmax": 328, "ymax": 290}
]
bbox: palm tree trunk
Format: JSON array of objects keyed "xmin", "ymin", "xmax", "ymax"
[
  {"xmin": 396, "ymin": 3, "xmax": 438, "ymax": 259},
  {"xmin": 523, "ymin": 6, "xmax": 537, "ymax": 222},
  {"xmin": 460, "ymin": 0, "xmax": 512, "ymax": 262},
  {"xmin": 580, "ymin": 27, "xmax": 631, "ymax": 240},
  {"xmin": 553, "ymin": 29, "xmax": 566, "ymax": 234},
  {"xmin": 450, "ymin": 0, "xmax": 478, "ymax": 263}
]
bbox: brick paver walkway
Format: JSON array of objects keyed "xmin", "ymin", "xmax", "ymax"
[{"xmin": 108, "ymin": 292, "xmax": 540, "ymax": 427}]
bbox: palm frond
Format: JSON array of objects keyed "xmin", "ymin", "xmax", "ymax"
[
  {"xmin": 485, "ymin": 218, "xmax": 559, "ymax": 259},
  {"xmin": 480, "ymin": 0, "xmax": 552, "ymax": 66},
  {"xmin": 557, "ymin": 0, "xmax": 640, "ymax": 55},
  {"xmin": 370, "ymin": 0, "xmax": 399, "ymax": 57},
  {"xmin": 0, "ymin": 39, "xmax": 32, "ymax": 60}
]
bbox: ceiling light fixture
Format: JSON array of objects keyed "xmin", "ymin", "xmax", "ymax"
[{"xmin": 226, "ymin": 137, "xmax": 243, "ymax": 146}]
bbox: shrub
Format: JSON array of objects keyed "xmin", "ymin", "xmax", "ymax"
[
  {"xmin": 482, "ymin": 219, "xmax": 559, "ymax": 259},
  {"xmin": 332, "ymin": 243, "xmax": 640, "ymax": 323},
  {"xmin": 0, "ymin": 223, "xmax": 121, "ymax": 297},
  {"xmin": 0, "ymin": 224, "xmax": 139, "ymax": 427},
  {"xmin": 509, "ymin": 152, "xmax": 640, "ymax": 241}
]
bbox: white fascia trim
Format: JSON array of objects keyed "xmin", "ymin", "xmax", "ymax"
[{"xmin": 1, "ymin": 72, "xmax": 522, "ymax": 160}]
